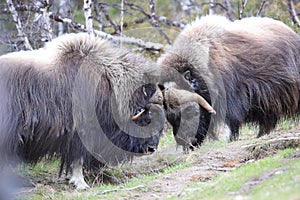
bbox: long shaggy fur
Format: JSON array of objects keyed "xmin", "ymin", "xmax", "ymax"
[
  {"xmin": 0, "ymin": 33, "xmax": 163, "ymax": 176},
  {"xmin": 159, "ymin": 15, "xmax": 300, "ymax": 144}
]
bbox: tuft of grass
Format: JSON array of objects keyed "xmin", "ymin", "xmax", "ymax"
[{"xmin": 158, "ymin": 129, "xmax": 176, "ymax": 148}]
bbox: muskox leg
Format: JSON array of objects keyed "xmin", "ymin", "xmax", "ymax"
[
  {"xmin": 69, "ymin": 158, "xmax": 90, "ymax": 190},
  {"xmin": 257, "ymin": 116, "xmax": 278, "ymax": 138},
  {"xmin": 227, "ymin": 120, "xmax": 240, "ymax": 141}
]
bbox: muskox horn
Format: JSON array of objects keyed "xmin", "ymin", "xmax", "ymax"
[
  {"xmin": 164, "ymin": 87, "xmax": 216, "ymax": 114},
  {"xmin": 131, "ymin": 108, "xmax": 146, "ymax": 120}
]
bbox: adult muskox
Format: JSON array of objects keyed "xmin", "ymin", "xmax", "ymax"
[
  {"xmin": 0, "ymin": 33, "xmax": 165, "ymax": 191},
  {"xmin": 158, "ymin": 15, "xmax": 300, "ymax": 149}
]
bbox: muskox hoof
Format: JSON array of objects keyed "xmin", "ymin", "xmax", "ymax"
[
  {"xmin": 182, "ymin": 146, "xmax": 190, "ymax": 154},
  {"xmin": 69, "ymin": 177, "xmax": 90, "ymax": 190}
]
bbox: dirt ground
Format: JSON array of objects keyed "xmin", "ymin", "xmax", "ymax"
[
  {"xmin": 100, "ymin": 128, "xmax": 300, "ymax": 200},
  {"xmin": 18, "ymin": 125, "xmax": 300, "ymax": 200}
]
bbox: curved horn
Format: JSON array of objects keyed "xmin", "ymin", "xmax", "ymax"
[
  {"xmin": 131, "ymin": 108, "xmax": 146, "ymax": 120},
  {"xmin": 164, "ymin": 87, "xmax": 216, "ymax": 114}
]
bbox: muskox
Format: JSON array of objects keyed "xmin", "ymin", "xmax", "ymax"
[
  {"xmin": 0, "ymin": 33, "xmax": 165, "ymax": 191},
  {"xmin": 158, "ymin": 15, "xmax": 300, "ymax": 149}
]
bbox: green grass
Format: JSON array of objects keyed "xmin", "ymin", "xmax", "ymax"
[
  {"xmin": 172, "ymin": 148, "xmax": 300, "ymax": 200},
  {"xmin": 21, "ymin": 120, "xmax": 300, "ymax": 199},
  {"xmin": 21, "ymin": 129, "xmax": 189, "ymax": 199},
  {"xmin": 23, "ymin": 160, "xmax": 191, "ymax": 200},
  {"xmin": 249, "ymin": 159, "xmax": 300, "ymax": 200},
  {"xmin": 158, "ymin": 129, "xmax": 176, "ymax": 148}
]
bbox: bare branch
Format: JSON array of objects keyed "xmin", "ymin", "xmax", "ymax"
[
  {"xmin": 157, "ymin": 16, "xmax": 185, "ymax": 29},
  {"xmin": 40, "ymin": 0, "xmax": 53, "ymax": 41},
  {"xmin": 49, "ymin": 13, "xmax": 165, "ymax": 51},
  {"xmin": 6, "ymin": 0, "xmax": 32, "ymax": 50},
  {"xmin": 120, "ymin": 0, "xmax": 124, "ymax": 39},
  {"xmin": 100, "ymin": 4, "xmax": 120, "ymax": 34},
  {"xmin": 256, "ymin": 0, "xmax": 266, "ymax": 17},
  {"xmin": 95, "ymin": 29, "xmax": 165, "ymax": 51},
  {"xmin": 224, "ymin": 0, "xmax": 233, "ymax": 21},
  {"xmin": 176, "ymin": 0, "xmax": 193, "ymax": 15},
  {"xmin": 149, "ymin": 0, "xmax": 172, "ymax": 44},
  {"xmin": 209, "ymin": 0, "xmax": 214, "ymax": 15},
  {"xmin": 49, "ymin": 13, "xmax": 85, "ymax": 31},
  {"xmin": 239, "ymin": 0, "xmax": 248, "ymax": 20},
  {"xmin": 84, "ymin": 0, "xmax": 94, "ymax": 34},
  {"xmin": 288, "ymin": 0, "xmax": 300, "ymax": 28},
  {"xmin": 93, "ymin": 0, "xmax": 104, "ymax": 31},
  {"xmin": 200, "ymin": 2, "xmax": 229, "ymax": 12},
  {"xmin": 112, "ymin": 1, "xmax": 185, "ymax": 29}
]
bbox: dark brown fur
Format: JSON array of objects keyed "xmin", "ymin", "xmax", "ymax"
[{"xmin": 159, "ymin": 16, "xmax": 300, "ymax": 145}]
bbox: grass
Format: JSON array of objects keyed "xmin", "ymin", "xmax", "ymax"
[
  {"xmin": 173, "ymin": 148, "xmax": 300, "ymax": 200},
  {"xmin": 21, "ymin": 129, "xmax": 189, "ymax": 199},
  {"xmin": 249, "ymin": 158, "xmax": 300, "ymax": 200},
  {"xmin": 158, "ymin": 129, "xmax": 176, "ymax": 148},
  {"xmin": 20, "ymin": 119, "xmax": 300, "ymax": 199},
  {"xmin": 23, "ymin": 160, "xmax": 191, "ymax": 200}
]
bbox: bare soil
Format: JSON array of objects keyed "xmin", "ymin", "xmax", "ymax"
[
  {"xmin": 100, "ymin": 129, "xmax": 300, "ymax": 200},
  {"xmin": 20, "ymin": 126, "xmax": 300, "ymax": 200}
]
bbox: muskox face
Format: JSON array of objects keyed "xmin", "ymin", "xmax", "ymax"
[
  {"xmin": 128, "ymin": 83, "xmax": 164, "ymax": 153},
  {"xmin": 131, "ymin": 83, "xmax": 163, "ymax": 127},
  {"xmin": 157, "ymin": 43, "xmax": 218, "ymax": 151},
  {"xmin": 165, "ymin": 102, "xmax": 208, "ymax": 153},
  {"xmin": 159, "ymin": 66, "xmax": 215, "ymax": 151}
]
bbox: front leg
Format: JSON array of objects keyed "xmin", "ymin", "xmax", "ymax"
[
  {"xmin": 69, "ymin": 158, "xmax": 90, "ymax": 190},
  {"xmin": 227, "ymin": 120, "xmax": 240, "ymax": 141}
]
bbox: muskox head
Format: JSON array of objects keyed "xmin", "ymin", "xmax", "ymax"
[
  {"xmin": 158, "ymin": 85, "xmax": 217, "ymax": 152},
  {"xmin": 158, "ymin": 15, "xmax": 300, "ymax": 150}
]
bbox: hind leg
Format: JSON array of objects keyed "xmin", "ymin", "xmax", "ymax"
[
  {"xmin": 257, "ymin": 114, "xmax": 278, "ymax": 138},
  {"xmin": 228, "ymin": 120, "xmax": 240, "ymax": 141},
  {"xmin": 257, "ymin": 126, "xmax": 272, "ymax": 138}
]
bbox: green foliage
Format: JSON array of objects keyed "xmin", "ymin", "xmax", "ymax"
[
  {"xmin": 174, "ymin": 148, "xmax": 300, "ymax": 200},
  {"xmin": 158, "ymin": 129, "xmax": 176, "ymax": 148}
]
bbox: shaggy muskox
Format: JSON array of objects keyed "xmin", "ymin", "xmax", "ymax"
[
  {"xmin": 158, "ymin": 15, "xmax": 300, "ymax": 149},
  {"xmin": 0, "ymin": 33, "xmax": 165, "ymax": 191}
]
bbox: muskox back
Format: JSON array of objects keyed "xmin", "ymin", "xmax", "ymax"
[
  {"xmin": 159, "ymin": 15, "xmax": 300, "ymax": 148},
  {"xmin": 0, "ymin": 33, "xmax": 165, "ymax": 190}
]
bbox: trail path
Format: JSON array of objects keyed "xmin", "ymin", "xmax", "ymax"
[{"xmin": 108, "ymin": 130, "xmax": 300, "ymax": 199}]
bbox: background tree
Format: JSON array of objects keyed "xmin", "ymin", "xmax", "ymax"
[{"xmin": 0, "ymin": 0, "xmax": 299, "ymax": 55}]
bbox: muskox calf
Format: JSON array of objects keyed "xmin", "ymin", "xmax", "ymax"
[
  {"xmin": 158, "ymin": 15, "xmax": 300, "ymax": 149},
  {"xmin": 0, "ymin": 33, "xmax": 165, "ymax": 191}
]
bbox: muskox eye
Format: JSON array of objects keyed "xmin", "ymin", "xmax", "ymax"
[{"xmin": 184, "ymin": 70, "xmax": 192, "ymax": 81}]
